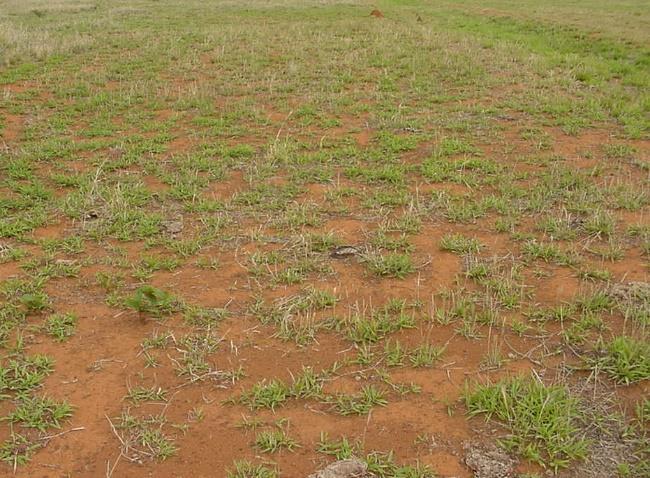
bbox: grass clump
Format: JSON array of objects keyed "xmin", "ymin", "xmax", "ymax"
[
  {"xmin": 239, "ymin": 379, "xmax": 290, "ymax": 411},
  {"xmin": 45, "ymin": 313, "xmax": 77, "ymax": 341},
  {"xmin": 7, "ymin": 396, "xmax": 73, "ymax": 431},
  {"xmin": 440, "ymin": 233, "xmax": 482, "ymax": 254},
  {"xmin": 465, "ymin": 376, "xmax": 589, "ymax": 471},
  {"xmin": 0, "ymin": 354, "xmax": 54, "ymax": 397},
  {"xmin": 589, "ymin": 336, "xmax": 649, "ymax": 384},
  {"xmin": 327, "ymin": 385, "xmax": 388, "ymax": 416},
  {"xmin": 364, "ymin": 253, "xmax": 415, "ymax": 279},
  {"xmin": 124, "ymin": 285, "xmax": 179, "ymax": 317},
  {"xmin": 227, "ymin": 460, "xmax": 277, "ymax": 478},
  {"xmin": 255, "ymin": 429, "xmax": 299, "ymax": 453}
]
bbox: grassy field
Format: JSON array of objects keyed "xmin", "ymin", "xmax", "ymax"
[{"xmin": 0, "ymin": 0, "xmax": 648, "ymax": 476}]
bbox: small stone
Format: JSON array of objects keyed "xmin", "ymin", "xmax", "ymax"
[
  {"xmin": 464, "ymin": 443, "xmax": 515, "ymax": 478},
  {"xmin": 329, "ymin": 245, "xmax": 361, "ymax": 259},
  {"xmin": 164, "ymin": 220, "xmax": 183, "ymax": 234},
  {"xmin": 307, "ymin": 459, "xmax": 372, "ymax": 478}
]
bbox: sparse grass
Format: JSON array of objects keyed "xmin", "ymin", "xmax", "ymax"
[
  {"xmin": 114, "ymin": 411, "xmax": 177, "ymax": 461},
  {"xmin": 317, "ymin": 433, "xmax": 360, "ymax": 460},
  {"xmin": 327, "ymin": 385, "xmax": 388, "ymax": 416},
  {"xmin": 0, "ymin": 0, "xmax": 647, "ymax": 474}
]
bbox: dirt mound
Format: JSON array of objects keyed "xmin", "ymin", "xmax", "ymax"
[{"xmin": 370, "ymin": 9, "xmax": 384, "ymax": 18}]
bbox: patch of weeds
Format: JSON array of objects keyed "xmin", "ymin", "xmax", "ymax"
[
  {"xmin": 45, "ymin": 313, "xmax": 77, "ymax": 341},
  {"xmin": 522, "ymin": 240, "xmax": 579, "ymax": 266},
  {"xmin": 289, "ymin": 367, "xmax": 324, "ymax": 399},
  {"xmin": 183, "ymin": 305, "xmax": 228, "ymax": 328},
  {"xmin": 114, "ymin": 411, "xmax": 177, "ymax": 461},
  {"xmin": 526, "ymin": 303, "xmax": 576, "ymax": 324},
  {"xmin": 303, "ymin": 232, "xmax": 341, "ymax": 253},
  {"xmin": 465, "ymin": 376, "xmax": 589, "ymax": 471},
  {"xmin": 40, "ymin": 236, "xmax": 84, "ymax": 255},
  {"xmin": 384, "ymin": 211, "xmax": 422, "ymax": 235},
  {"xmin": 124, "ymin": 285, "xmax": 180, "ymax": 317},
  {"xmin": 588, "ymin": 336, "xmax": 649, "ymax": 384},
  {"xmin": 536, "ymin": 214, "xmax": 578, "ymax": 241},
  {"xmin": 226, "ymin": 460, "xmax": 278, "ymax": 478},
  {"xmin": 587, "ymin": 239, "xmax": 624, "ymax": 261},
  {"xmin": 239, "ymin": 380, "xmax": 290, "ymax": 411},
  {"xmin": 409, "ymin": 344, "xmax": 445, "ymax": 368},
  {"xmin": 363, "ymin": 187, "xmax": 411, "ymax": 209},
  {"xmin": 326, "ymin": 385, "xmax": 388, "ymax": 416},
  {"xmin": 0, "ymin": 432, "xmax": 40, "ymax": 467},
  {"xmin": 603, "ymin": 144, "xmax": 636, "ymax": 160},
  {"xmin": 137, "ymin": 255, "xmax": 181, "ymax": 275},
  {"xmin": 0, "ymin": 245, "xmax": 28, "ymax": 264},
  {"xmin": 440, "ymin": 234, "xmax": 482, "ymax": 254},
  {"xmin": 435, "ymin": 137, "xmax": 480, "ymax": 157},
  {"xmin": 577, "ymin": 290, "xmax": 615, "ymax": 314},
  {"xmin": 141, "ymin": 332, "xmax": 171, "ymax": 351},
  {"xmin": 430, "ymin": 191, "xmax": 487, "ymax": 223},
  {"xmin": 174, "ymin": 331, "xmax": 226, "ymax": 381},
  {"xmin": 332, "ymin": 300, "xmax": 415, "ymax": 344},
  {"xmin": 578, "ymin": 268, "xmax": 612, "ymax": 282},
  {"xmin": 0, "ymin": 354, "xmax": 54, "ymax": 397},
  {"xmin": 384, "ymin": 339, "xmax": 407, "ymax": 367},
  {"xmin": 19, "ymin": 291, "xmax": 50, "ymax": 313},
  {"xmin": 583, "ymin": 211, "xmax": 616, "ymax": 238},
  {"xmin": 317, "ymin": 432, "xmax": 360, "ymax": 459},
  {"xmin": 345, "ymin": 164, "xmax": 406, "ymax": 185},
  {"xmin": 364, "ymin": 252, "xmax": 415, "ymax": 278},
  {"xmin": 255, "ymin": 428, "xmax": 299, "ymax": 453},
  {"xmin": 7, "ymin": 396, "xmax": 73, "ymax": 431},
  {"xmin": 95, "ymin": 271, "xmax": 125, "ymax": 293},
  {"xmin": 275, "ymin": 203, "xmax": 323, "ymax": 230},
  {"xmin": 126, "ymin": 386, "xmax": 168, "ymax": 404},
  {"xmin": 365, "ymin": 450, "xmax": 436, "ymax": 477},
  {"xmin": 370, "ymin": 231, "xmax": 414, "ymax": 253}
]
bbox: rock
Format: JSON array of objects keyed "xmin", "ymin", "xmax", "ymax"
[
  {"xmin": 307, "ymin": 459, "xmax": 372, "ymax": 478},
  {"xmin": 610, "ymin": 281, "xmax": 650, "ymax": 303},
  {"xmin": 83, "ymin": 209, "xmax": 100, "ymax": 220},
  {"xmin": 55, "ymin": 259, "xmax": 77, "ymax": 266},
  {"xmin": 464, "ymin": 444, "xmax": 515, "ymax": 478},
  {"xmin": 329, "ymin": 245, "xmax": 361, "ymax": 259},
  {"xmin": 163, "ymin": 220, "xmax": 184, "ymax": 234}
]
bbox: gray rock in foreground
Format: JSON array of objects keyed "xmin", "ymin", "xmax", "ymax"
[
  {"xmin": 464, "ymin": 444, "xmax": 515, "ymax": 478},
  {"xmin": 307, "ymin": 459, "xmax": 373, "ymax": 478}
]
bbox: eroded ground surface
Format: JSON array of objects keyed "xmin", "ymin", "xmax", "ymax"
[{"xmin": 0, "ymin": 1, "xmax": 648, "ymax": 477}]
